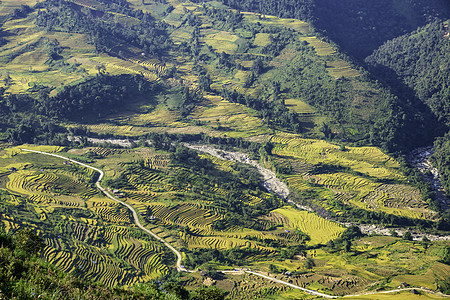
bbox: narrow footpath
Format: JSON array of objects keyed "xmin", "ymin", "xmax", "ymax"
[
  {"xmin": 20, "ymin": 149, "xmax": 186, "ymax": 271},
  {"xmin": 20, "ymin": 148, "xmax": 450, "ymax": 298}
]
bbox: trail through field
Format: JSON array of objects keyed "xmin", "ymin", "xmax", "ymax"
[
  {"xmin": 17, "ymin": 148, "xmax": 450, "ymax": 298},
  {"xmin": 20, "ymin": 148, "xmax": 186, "ymax": 272},
  {"xmin": 220, "ymin": 270, "xmax": 450, "ymax": 298}
]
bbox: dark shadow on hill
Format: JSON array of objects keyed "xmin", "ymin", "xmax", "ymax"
[{"xmin": 365, "ymin": 62, "xmax": 447, "ymax": 145}]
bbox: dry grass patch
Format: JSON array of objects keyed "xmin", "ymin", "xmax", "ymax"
[
  {"xmin": 253, "ymin": 33, "xmax": 271, "ymax": 47},
  {"xmin": 299, "ymin": 36, "xmax": 335, "ymax": 56}
]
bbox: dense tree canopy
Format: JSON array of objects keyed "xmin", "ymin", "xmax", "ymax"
[
  {"xmin": 213, "ymin": 0, "xmax": 450, "ymax": 58},
  {"xmin": 366, "ymin": 21, "xmax": 450, "ymax": 125},
  {"xmin": 35, "ymin": 0, "xmax": 171, "ymax": 57}
]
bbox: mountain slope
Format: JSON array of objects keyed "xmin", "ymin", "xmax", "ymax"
[
  {"xmin": 366, "ymin": 20, "xmax": 450, "ymax": 196},
  {"xmin": 0, "ymin": 0, "xmax": 449, "ymax": 297},
  {"xmin": 366, "ymin": 20, "xmax": 450, "ymax": 126},
  {"xmin": 0, "ymin": 0, "xmax": 440, "ymax": 152},
  {"xmin": 216, "ymin": 0, "xmax": 450, "ymax": 59}
]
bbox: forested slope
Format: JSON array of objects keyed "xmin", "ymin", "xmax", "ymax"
[
  {"xmin": 215, "ymin": 0, "xmax": 450, "ymax": 58},
  {"xmin": 366, "ymin": 20, "xmax": 450, "ymax": 195},
  {"xmin": 366, "ymin": 21, "xmax": 450, "ymax": 126}
]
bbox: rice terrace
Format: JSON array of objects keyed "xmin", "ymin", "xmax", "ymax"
[{"xmin": 0, "ymin": 0, "xmax": 449, "ymax": 298}]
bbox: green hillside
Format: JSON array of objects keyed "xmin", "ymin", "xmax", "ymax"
[
  {"xmin": 0, "ymin": 0, "xmax": 449, "ymax": 298},
  {"xmin": 0, "ymin": 0, "xmax": 440, "ymax": 152},
  {"xmin": 366, "ymin": 20, "xmax": 450, "ymax": 196},
  {"xmin": 215, "ymin": 0, "xmax": 450, "ymax": 59},
  {"xmin": 366, "ymin": 20, "xmax": 450, "ymax": 126}
]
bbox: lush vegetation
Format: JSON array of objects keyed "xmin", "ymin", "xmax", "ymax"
[
  {"xmin": 0, "ymin": 0, "xmax": 449, "ymax": 298},
  {"xmin": 41, "ymin": 74, "xmax": 158, "ymax": 121},
  {"xmin": 0, "ymin": 74, "xmax": 158, "ymax": 144},
  {"xmin": 35, "ymin": 0, "xmax": 171, "ymax": 57},
  {"xmin": 366, "ymin": 20, "xmax": 450, "ymax": 196},
  {"xmin": 215, "ymin": 0, "xmax": 450, "ymax": 58},
  {"xmin": 366, "ymin": 21, "xmax": 450, "ymax": 126},
  {"xmin": 431, "ymin": 134, "xmax": 450, "ymax": 197},
  {"xmin": 0, "ymin": 228, "xmax": 224, "ymax": 299}
]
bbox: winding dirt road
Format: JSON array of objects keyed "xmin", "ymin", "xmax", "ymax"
[
  {"xmin": 20, "ymin": 148, "xmax": 450, "ymax": 298},
  {"xmin": 20, "ymin": 148, "xmax": 186, "ymax": 271}
]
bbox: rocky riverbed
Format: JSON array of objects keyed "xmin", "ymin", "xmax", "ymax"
[
  {"xmin": 408, "ymin": 146, "xmax": 448, "ymax": 210},
  {"xmin": 72, "ymin": 137, "xmax": 449, "ymax": 241}
]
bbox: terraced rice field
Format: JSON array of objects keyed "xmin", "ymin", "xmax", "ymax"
[
  {"xmin": 191, "ymin": 95, "xmax": 271, "ymax": 137},
  {"xmin": 7, "ymin": 171, "xmax": 57, "ymax": 195},
  {"xmin": 0, "ymin": 146, "xmax": 175, "ymax": 287},
  {"xmin": 127, "ymin": 57, "xmax": 168, "ymax": 77},
  {"xmin": 299, "ymin": 36, "xmax": 336, "ymax": 56},
  {"xmin": 203, "ymin": 30, "xmax": 240, "ymax": 53},
  {"xmin": 88, "ymin": 147, "xmax": 127, "ymax": 157},
  {"xmin": 0, "ymin": 15, "xmax": 98, "ymax": 94},
  {"xmin": 142, "ymin": 155, "xmax": 170, "ymax": 169},
  {"xmin": 0, "ymin": 145, "xmax": 64, "ymax": 158},
  {"xmin": 326, "ymin": 60, "xmax": 360, "ymax": 78},
  {"xmin": 0, "ymin": 0, "xmax": 35, "ymax": 15},
  {"xmin": 147, "ymin": 203, "xmax": 221, "ymax": 229},
  {"xmin": 273, "ymin": 207, "xmax": 345, "ymax": 244},
  {"xmin": 284, "ymin": 98, "xmax": 316, "ymax": 115},
  {"xmin": 113, "ymin": 234, "xmax": 169, "ymax": 278},
  {"xmin": 270, "ymin": 134, "xmax": 436, "ymax": 219},
  {"xmin": 253, "ymin": 33, "xmax": 271, "ymax": 47},
  {"xmin": 271, "ymin": 134, "xmax": 403, "ymax": 179},
  {"xmin": 39, "ymin": 218, "xmax": 170, "ymax": 286},
  {"xmin": 6, "ymin": 168, "xmax": 98, "ymax": 200}
]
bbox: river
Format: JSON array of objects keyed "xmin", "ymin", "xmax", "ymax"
[
  {"xmin": 72, "ymin": 137, "xmax": 449, "ymax": 241},
  {"xmin": 408, "ymin": 146, "xmax": 449, "ymax": 211}
]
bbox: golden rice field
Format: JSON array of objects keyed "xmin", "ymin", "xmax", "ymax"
[
  {"xmin": 0, "ymin": 146, "xmax": 173, "ymax": 287},
  {"xmin": 0, "ymin": 15, "xmax": 99, "ymax": 94},
  {"xmin": 0, "ymin": 0, "xmax": 35, "ymax": 16},
  {"xmin": 326, "ymin": 60, "xmax": 360, "ymax": 78},
  {"xmin": 253, "ymin": 33, "xmax": 271, "ymax": 47},
  {"xmin": 299, "ymin": 36, "xmax": 336, "ymax": 56},
  {"xmin": 203, "ymin": 30, "xmax": 240, "ymax": 53},
  {"xmin": 0, "ymin": 145, "xmax": 64, "ymax": 159},
  {"xmin": 271, "ymin": 133, "xmax": 403, "ymax": 179},
  {"xmin": 284, "ymin": 98, "xmax": 316, "ymax": 115},
  {"xmin": 273, "ymin": 207, "xmax": 345, "ymax": 244},
  {"xmin": 1, "ymin": 143, "xmax": 448, "ymax": 298},
  {"xmin": 191, "ymin": 95, "xmax": 271, "ymax": 137},
  {"xmin": 271, "ymin": 133, "xmax": 436, "ymax": 219}
]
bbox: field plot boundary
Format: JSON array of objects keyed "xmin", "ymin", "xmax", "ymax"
[
  {"xmin": 17, "ymin": 148, "xmax": 450, "ymax": 298},
  {"xmin": 20, "ymin": 148, "xmax": 185, "ymax": 271}
]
